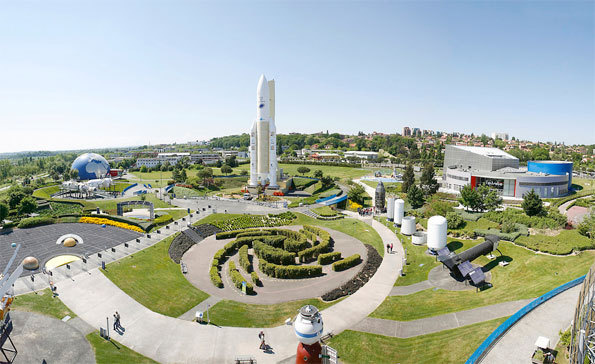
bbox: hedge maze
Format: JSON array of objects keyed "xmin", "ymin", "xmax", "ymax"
[{"xmin": 209, "ymin": 225, "xmax": 363, "ymax": 296}]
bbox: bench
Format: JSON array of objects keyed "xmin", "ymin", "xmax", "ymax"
[
  {"xmin": 181, "ymin": 262, "xmax": 188, "ymax": 274},
  {"xmin": 234, "ymin": 356, "xmax": 256, "ymax": 364}
]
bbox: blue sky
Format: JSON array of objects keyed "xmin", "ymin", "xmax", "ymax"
[{"xmin": 0, "ymin": 1, "xmax": 593, "ymax": 153}]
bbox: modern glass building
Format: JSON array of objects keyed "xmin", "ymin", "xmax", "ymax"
[{"xmin": 443, "ymin": 145, "xmax": 572, "ymax": 198}]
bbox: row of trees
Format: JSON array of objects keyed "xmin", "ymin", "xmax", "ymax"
[
  {"xmin": 458, "ymin": 185, "xmax": 503, "ymax": 212},
  {"xmin": 402, "ymin": 163, "xmax": 440, "ymax": 209}
]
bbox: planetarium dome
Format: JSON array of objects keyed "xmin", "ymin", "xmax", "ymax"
[{"xmin": 71, "ymin": 153, "xmax": 110, "ymax": 180}]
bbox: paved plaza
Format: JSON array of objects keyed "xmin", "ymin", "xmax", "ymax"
[{"xmin": 0, "ymin": 223, "xmax": 141, "ymax": 276}]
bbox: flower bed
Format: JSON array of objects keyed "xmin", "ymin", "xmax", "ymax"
[
  {"xmin": 210, "ymin": 212, "xmax": 296, "ymax": 231},
  {"xmin": 79, "ymin": 216, "xmax": 144, "ymax": 233}
]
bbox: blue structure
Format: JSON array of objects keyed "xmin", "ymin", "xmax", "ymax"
[
  {"xmin": 71, "ymin": 153, "xmax": 110, "ymax": 180},
  {"xmin": 528, "ymin": 160, "xmax": 573, "ymax": 190}
]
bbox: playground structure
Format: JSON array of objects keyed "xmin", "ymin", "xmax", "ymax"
[
  {"xmin": 437, "ymin": 235, "xmax": 501, "ymax": 287},
  {"xmin": 57, "ymin": 178, "xmax": 116, "ymax": 199},
  {"xmin": 117, "ymin": 200, "xmax": 155, "ymax": 220}
]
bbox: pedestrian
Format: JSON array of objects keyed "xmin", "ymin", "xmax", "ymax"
[
  {"xmin": 258, "ymin": 331, "xmax": 266, "ymax": 350},
  {"xmin": 113, "ymin": 313, "xmax": 118, "ymax": 330},
  {"xmin": 390, "ymin": 243, "xmax": 394, "ymax": 253},
  {"xmin": 115, "ymin": 311, "xmax": 121, "ymax": 330},
  {"xmin": 386, "ymin": 243, "xmax": 390, "ymax": 253}
]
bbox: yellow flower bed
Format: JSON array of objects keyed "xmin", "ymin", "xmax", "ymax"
[
  {"xmin": 348, "ymin": 199, "xmax": 363, "ymax": 210},
  {"xmin": 79, "ymin": 216, "xmax": 144, "ymax": 233}
]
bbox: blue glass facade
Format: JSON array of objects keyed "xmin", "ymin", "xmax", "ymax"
[{"xmin": 527, "ymin": 161, "xmax": 573, "ymax": 190}]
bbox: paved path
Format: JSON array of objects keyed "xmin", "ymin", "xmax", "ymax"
[
  {"xmin": 481, "ymin": 285, "xmax": 581, "ymax": 363},
  {"xmin": 352, "ymin": 299, "xmax": 532, "ymax": 338},
  {"xmin": 390, "ymin": 280, "xmax": 433, "ymax": 296},
  {"xmin": 178, "ymin": 296, "xmax": 223, "ymax": 321},
  {"xmin": 56, "ymin": 217, "xmax": 403, "ymax": 363}
]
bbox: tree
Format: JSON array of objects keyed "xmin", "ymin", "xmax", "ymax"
[
  {"xmin": 71, "ymin": 169, "xmax": 79, "ymax": 180},
  {"xmin": 348, "ymin": 185, "xmax": 365, "ymax": 205},
  {"xmin": 197, "ymin": 167, "xmax": 214, "ymax": 186},
  {"xmin": 221, "ymin": 164, "xmax": 233, "ymax": 176},
  {"xmin": 522, "ymin": 189, "xmax": 544, "ymax": 216},
  {"xmin": 446, "ymin": 211, "xmax": 465, "ymax": 229},
  {"xmin": 407, "ymin": 185, "xmax": 425, "ymax": 209},
  {"xmin": 180, "ymin": 169, "xmax": 188, "ymax": 182},
  {"xmin": 419, "ymin": 162, "xmax": 439, "ymax": 196},
  {"xmin": 240, "ymin": 169, "xmax": 248, "ymax": 176},
  {"xmin": 172, "ymin": 169, "xmax": 180, "ymax": 182},
  {"xmin": 314, "ymin": 170, "xmax": 323, "ymax": 179},
  {"xmin": 7, "ymin": 185, "xmax": 27, "ymax": 209},
  {"xmin": 483, "ymin": 188, "xmax": 503, "ymax": 212},
  {"xmin": 18, "ymin": 196, "xmax": 37, "ymax": 215},
  {"xmin": 140, "ymin": 165, "xmax": 148, "ymax": 173},
  {"xmin": 578, "ymin": 214, "xmax": 595, "ymax": 239},
  {"xmin": 401, "ymin": 164, "xmax": 415, "ymax": 193},
  {"xmin": 320, "ymin": 176, "xmax": 334, "ymax": 188},
  {"xmin": 297, "ymin": 166, "xmax": 311, "ymax": 176},
  {"xmin": 531, "ymin": 147, "xmax": 550, "ymax": 161},
  {"xmin": 0, "ymin": 202, "xmax": 8, "ymax": 225},
  {"xmin": 459, "ymin": 185, "xmax": 480, "ymax": 212}
]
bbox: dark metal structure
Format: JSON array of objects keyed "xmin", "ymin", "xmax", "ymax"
[{"xmin": 374, "ymin": 181, "xmax": 386, "ymax": 211}]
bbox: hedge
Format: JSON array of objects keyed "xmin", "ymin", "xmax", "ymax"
[
  {"xmin": 253, "ymin": 240, "xmax": 296, "ymax": 265},
  {"xmin": 284, "ymin": 238, "xmax": 311, "ymax": 253},
  {"xmin": 251, "ymin": 271, "xmax": 260, "ymax": 285},
  {"xmin": 214, "ymin": 249, "xmax": 225, "ymax": 260},
  {"xmin": 332, "ymin": 254, "xmax": 362, "ymax": 272},
  {"xmin": 146, "ymin": 214, "xmax": 174, "ymax": 231},
  {"xmin": 318, "ymin": 251, "xmax": 342, "ymax": 265},
  {"xmin": 482, "ymin": 209, "xmax": 566, "ymax": 229},
  {"xmin": 17, "ymin": 216, "xmax": 55, "ymax": 229},
  {"xmin": 258, "ymin": 258, "xmax": 322, "ymax": 279},
  {"xmin": 258, "ymin": 235, "xmax": 287, "ymax": 248},
  {"xmin": 299, "ymin": 229, "xmax": 318, "ymax": 243},
  {"xmin": 229, "ymin": 261, "xmax": 254, "ymax": 294},
  {"xmin": 298, "ymin": 226, "xmax": 333, "ymax": 262},
  {"xmin": 216, "ymin": 228, "xmax": 263, "ymax": 240},
  {"xmin": 236, "ymin": 230, "xmax": 272, "ymax": 238},
  {"xmin": 210, "ymin": 266, "xmax": 223, "ymax": 288},
  {"xmin": 239, "ymin": 245, "xmax": 252, "ymax": 273}
]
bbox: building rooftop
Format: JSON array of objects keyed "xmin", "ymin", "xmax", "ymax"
[{"xmin": 451, "ymin": 145, "xmax": 517, "ymax": 160}]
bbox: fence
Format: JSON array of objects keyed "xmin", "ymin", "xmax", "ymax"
[{"xmin": 465, "ymin": 275, "xmax": 586, "ymax": 364}]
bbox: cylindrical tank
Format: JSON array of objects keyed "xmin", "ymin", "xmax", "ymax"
[
  {"xmin": 387, "ymin": 197, "xmax": 395, "ymax": 221},
  {"xmin": 394, "ymin": 199, "xmax": 405, "ymax": 225},
  {"xmin": 411, "ymin": 231, "xmax": 427, "ymax": 245},
  {"xmin": 294, "ymin": 305, "xmax": 323, "ymax": 345},
  {"xmin": 401, "ymin": 216, "xmax": 416, "ymax": 235},
  {"xmin": 427, "ymin": 215, "xmax": 448, "ymax": 251}
]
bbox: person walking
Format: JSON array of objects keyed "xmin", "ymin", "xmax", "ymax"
[
  {"xmin": 113, "ymin": 313, "xmax": 118, "ymax": 331},
  {"xmin": 114, "ymin": 311, "xmax": 121, "ymax": 330},
  {"xmin": 258, "ymin": 331, "xmax": 266, "ymax": 350},
  {"xmin": 390, "ymin": 243, "xmax": 394, "ymax": 253},
  {"xmin": 386, "ymin": 243, "xmax": 390, "ymax": 253}
]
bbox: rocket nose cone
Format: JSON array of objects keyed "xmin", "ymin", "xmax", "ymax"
[{"xmin": 257, "ymin": 74, "xmax": 268, "ymax": 92}]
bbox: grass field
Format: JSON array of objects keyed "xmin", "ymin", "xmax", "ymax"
[
  {"xmin": 312, "ymin": 206, "xmax": 338, "ymax": 217},
  {"xmin": 93, "ymin": 195, "xmax": 171, "ymax": 214},
  {"xmin": 12, "ymin": 288, "xmax": 76, "ymax": 320},
  {"xmin": 371, "ymin": 240, "xmax": 595, "ymax": 321},
  {"xmin": 32, "ymin": 184, "xmax": 61, "ymax": 199},
  {"xmin": 102, "ymin": 233, "xmax": 209, "ymax": 317},
  {"xmin": 515, "ymin": 229, "xmax": 594, "ymax": 255},
  {"xmin": 328, "ymin": 317, "xmax": 506, "ymax": 364},
  {"xmin": 208, "ymin": 298, "xmax": 340, "ymax": 327},
  {"xmin": 87, "ymin": 332, "xmax": 158, "ymax": 364}
]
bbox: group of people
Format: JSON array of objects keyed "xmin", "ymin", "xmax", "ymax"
[
  {"xmin": 386, "ymin": 242, "xmax": 394, "ymax": 254},
  {"xmin": 357, "ymin": 207, "xmax": 375, "ymax": 216},
  {"xmin": 113, "ymin": 311, "xmax": 124, "ymax": 334}
]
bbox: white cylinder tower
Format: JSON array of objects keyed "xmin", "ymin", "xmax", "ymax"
[
  {"xmin": 394, "ymin": 199, "xmax": 405, "ymax": 225},
  {"xmin": 387, "ymin": 197, "xmax": 395, "ymax": 221}
]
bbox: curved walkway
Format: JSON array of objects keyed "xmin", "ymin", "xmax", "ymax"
[
  {"xmin": 55, "ymin": 217, "xmax": 403, "ymax": 363},
  {"xmin": 352, "ymin": 299, "xmax": 531, "ymax": 338},
  {"xmin": 480, "ymin": 284, "xmax": 581, "ymax": 363}
]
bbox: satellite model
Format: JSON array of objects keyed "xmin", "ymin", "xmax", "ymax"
[{"xmin": 294, "ymin": 305, "xmax": 324, "ymax": 364}]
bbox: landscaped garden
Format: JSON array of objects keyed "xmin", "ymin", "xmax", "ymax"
[{"xmin": 102, "ymin": 233, "xmax": 209, "ymax": 317}]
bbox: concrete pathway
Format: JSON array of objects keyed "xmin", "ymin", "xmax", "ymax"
[
  {"xmin": 178, "ymin": 296, "xmax": 222, "ymax": 321},
  {"xmin": 55, "ymin": 217, "xmax": 403, "ymax": 363},
  {"xmin": 390, "ymin": 280, "xmax": 433, "ymax": 296},
  {"xmin": 352, "ymin": 299, "xmax": 532, "ymax": 338},
  {"xmin": 481, "ymin": 285, "xmax": 581, "ymax": 363}
]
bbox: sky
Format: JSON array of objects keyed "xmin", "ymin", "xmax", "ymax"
[{"xmin": 0, "ymin": 1, "xmax": 593, "ymax": 153}]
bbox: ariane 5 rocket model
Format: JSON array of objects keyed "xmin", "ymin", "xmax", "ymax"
[{"xmin": 249, "ymin": 74, "xmax": 278, "ymax": 188}]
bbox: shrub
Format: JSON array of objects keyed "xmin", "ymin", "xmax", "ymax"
[
  {"xmin": 239, "ymin": 245, "xmax": 252, "ymax": 273},
  {"xmin": 446, "ymin": 212, "xmax": 465, "ymax": 229},
  {"xmin": 228, "ymin": 261, "xmax": 254, "ymax": 294},
  {"xmin": 251, "ymin": 271, "xmax": 260, "ymax": 285},
  {"xmin": 318, "ymin": 251, "xmax": 342, "ymax": 265},
  {"xmin": 501, "ymin": 221, "xmax": 516, "ymax": 234},
  {"xmin": 253, "ymin": 241, "xmax": 296, "ymax": 265},
  {"xmin": 213, "ymin": 248, "xmax": 225, "ymax": 260},
  {"xmin": 216, "ymin": 229, "xmax": 261, "ymax": 239},
  {"xmin": 298, "ymin": 225, "xmax": 333, "ymax": 262},
  {"xmin": 258, "ymin": 258, "xmax": 322, "ymax": 279},
  {"xmin": 284, "ymin": 238, "xmax": 311, "ymax": 253},
  {"xmin": 146, "ymin": 214, "xmax": 174, "ymax": 231},
  {"xmin": 258, "ymin": 235, "xmax": 286, "ymax": 248},
  {"xmin": 474, "ymin": 228, "xmax": 521, "ymax": 242},
  {"xmin": 236, "ymin": 230, "xmax": 272, "ymax": 238},
  {"xmin": 210, "ymin": 266, "xmax": 223, "ymax": 288},
  {"xmin": 17, "ymin": 216, "xmax": 55, "ymax": 229},
  {"xmin": 332, "ymin": 254, "xmax": 362, "ymax": 272},
  {"xmin": 211, "ymin": 259, "xmax": 219, "ymax": 267}
]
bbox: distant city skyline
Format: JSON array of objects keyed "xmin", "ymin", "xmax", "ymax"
[{"xmin": 0, "ymin": 1, "xmax": 593, "ymax": 153}]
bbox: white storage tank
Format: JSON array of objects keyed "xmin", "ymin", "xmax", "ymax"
[
  {"xmin": 394, "ymin": 199, "xmax": 405, "ymax": 225},
  {"xmin": 427, "ymin": 215, "xmax": 448, "ymax": 251},
  {"xmin": 412, "ymin": 231, "xmax": 427, "ymax": 245},
  {"xmin": 401, "ymin": 216, "xmax": 416, "ymax": 235},
  {"xmin": 387, "ymin": 197, "xmax": 395, "ymax": 221}
]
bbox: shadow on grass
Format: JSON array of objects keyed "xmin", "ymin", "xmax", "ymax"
[
  {"xmin": 447, "ymin": 240, "xmax": 463, "ymax": 252},
  {"xmin": 482, "ymin": 255, "xmax": 513, "ymax": 273}
]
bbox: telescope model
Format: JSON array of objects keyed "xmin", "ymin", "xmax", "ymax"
[
  {"xmin": 438, "ymin": 235, "xmax": 501, "ymax": 286},
  {"xmin": 294, "ymin": 305, "xmax": 324, "ymax": 364}
]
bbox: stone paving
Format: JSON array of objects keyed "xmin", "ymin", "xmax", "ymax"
[
  {"xmin": 0, "ymin": 223, "xmax": 141, "ymax": 277},
  {"xmin": 352, "ymin": 299, "xmax": 532, "ymax": 338},
  {"xmin": 8, "ymin": 311, "xmax": 95, "ymax": 364},
  {"xmin": 181, "ymin": 226, "xmax": 368, "ymax": 304},
  {"xmin": 390, "ymin": 280, "xmax": 433, "ymax": 296}
]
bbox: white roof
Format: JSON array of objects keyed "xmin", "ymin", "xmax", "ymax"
[
  {"xmin": 535, "ymin": 336, "xmax": 550, "ymax": 349},
  {"xmin": 453, "ymin": 145, "xmax": 517, "ymax": 159}
]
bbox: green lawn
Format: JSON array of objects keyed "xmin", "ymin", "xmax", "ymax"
[
  {"xmin": 32, "ymin": 184, "xmax": 61, "ymax": 199},
  {"xmin": 208, "ymin": 298, "xmax": 339, "ymax": 327},
  {"xmin": 12, "ymin": 288, "xmax": 76, "ymax": 320},
  {"xmin": 515, "ymin": 229, "xmax": 594, "ymax": 255},
  {"xmin": 371, "ymin": 240, "xmax": 595, "ymax": 321},
  {"xmin": 101, "ymin": 182, "xmax": 134, "ymax": 193},
  {"xmin": 93, "ymin": 195, "xmax": 172, "ymax": 214},
  {"xmin": 328, "ymin": 317, "xmax": 506, "ymax": 364},
  {"xmin": 102, "ymin": 233, "xmax": 209, "ymax": 317},
  {"xmin": 87, "ymin": 332, "xmax": 158, "ymax": 364},
  {"xmin": 312, "ymin": 206, "xmax": 338, "ymax": 217}
]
